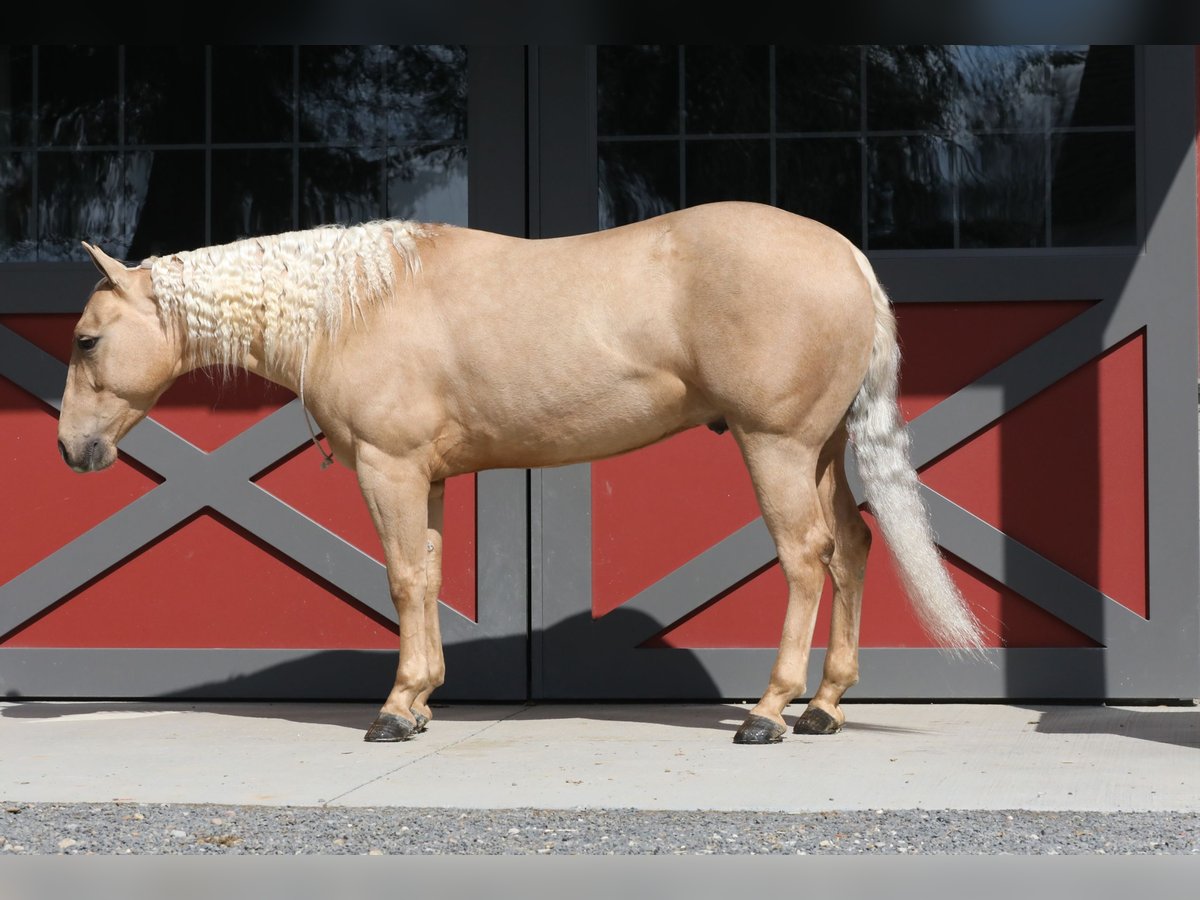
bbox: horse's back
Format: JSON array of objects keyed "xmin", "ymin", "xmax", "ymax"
[{"xmin": 398, "ymin": 203, "xmax": 878, "ymax": 468}]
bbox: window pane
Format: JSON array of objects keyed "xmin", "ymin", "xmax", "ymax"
[
  {"xmin": 387, "ymin": 144, "xmax": 467, "ymax": 225},
  {"xmin": 776, "ymin": 138, "xmax": 861, "ymax": 243},
  {"xmin": 301, "ymin": 148, "xmax": 384, "ymax": 228},
  {"xmin": 953, "ymin": 45, "xmax": 1048, "ymax": 132},
  {"xmin": 599, "ymin": 140, "xmax": 678, "ymax": 229},
  {"xmin": 300, "ymin": 46, "xmax": 385, "ymax": 144},
  {"xmin": 867, "ymin": 135, "xmax": 954, "ymax": 249},
  {"xmin": 126, "ymin": 150, "xmax": 205, "ymax": 259},
  {"xmin": 211, "ymin": 149, "xmax": 293, "ymax": 243},
  {"xmin": 1051, "ymin": 132, "xmax": 1135, "ymax": 246},
  {"xmin": 686, "ymin": 139, "xmax": 770, "ymax": 206},
  {"xmin": 387, "ymin": 46, "xmax": 467, "ymax": 142},
  {"xmin": 39, "ymin": 46, "xmax": 118, "ymax": 146},
  {"xmin": 0, "ymin": 153, "xmax": 34, "ymax": 261},
  {"xmin": 598, "ymin": 45, "xmax": 678, "ymax": 136},
  {"xmin": 866, "ymin": 46, "xmax": 960, "ymax": 133},
  {"xmin": 1048, "ymin": 45, "xmax": 1134, "ymax": 128},
  {"xmin": 959, "ymin": 134, "xmax": 1046, "ymax": 248},
  {"xmin": 38, "ymin": 152, "xmax": 125, "ymax": 260},
  {"xmin": 211, "ymin": 47, "xmax": 294, "ymax": 144},
  {"xmin": 684, "ymin": 46, "xmax": 769, "ymax": 134},
  {"xmin": 125, "ymin": 46, "xmax": 205, "ymax": 145},
  {"xmin": 0, "ymin": 46, "xmax": 33, "ymax": 147},
  {"xmin": 776, "ymin": 46, "xmax": 860, "ymax": 133}
]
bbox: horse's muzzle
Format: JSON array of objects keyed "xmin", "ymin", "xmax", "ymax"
[{"xmin": 59, "ymin": 436, "xmax": 112, "ymax": 473}]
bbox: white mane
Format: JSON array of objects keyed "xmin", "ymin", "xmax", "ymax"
[{"xmin": 146, "ymin": 220, "xmax": 428, "ymax": 373}]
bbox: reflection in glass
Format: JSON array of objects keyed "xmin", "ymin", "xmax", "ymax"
[
  {"xmin": 686, "ymin": 140, "xmax": 770, "ymax": 206},
  {"xmin": 387, "ymin": 46, "xmax": 467, "ymax": 143},
  {"xmin": 598, "ymin": 46, "xmax": 678, "ymax": 136},
  {"xmin": 0, "ymin": 153, "xmax": 34, "ymax": 262},
  {"xmin": 868, "ymin": 136, "xmax": 954, "ymax": 249},
  {"xmin": 387, "ymin": 145, "xmax": 467, "ymax": 225},
  {"xmin": 38, "ymin": 46, "xmax": 118, "ymax": 146},
  {"xmin": 38, "ymin": 152, "xmax": 126, "ymax": 260},
  {"xmin": 599, "ymin": 141, "xmax": 678, "ymax": 229},
  {"xmin": 300, "ymin": 46, "xmax": 385, "ymax": 144},
  {"xmin": 125, "ymin": 151, "xmax": 205, "ymax": 259},
  {"xmin": 776, "ymin": 138, "xmax": 861, "ymax": 242},
  {"xmin": 0, "ymin": 46, "xmax": 33, "ymax": 147},
  {"xmin": 685, "ymin": 46, "xmax": 769, "ymax": 135},
  {"xmin": 125, "ymin": 46, "xmax": 205, "ymax": 145},
  {"xmin": 211, "ymin": 46, "xmax": 294, "ymax": 144},
  {"xmin": 953, "ymin": 45, "xmax": 1048, "ymax": 132},
  {"xmin": 866, "ymin": 46, "xmax": 960, "ymax": 133},
  {"xmin": 958, "ymin": 134, "xmax": 1046, "ymax": 248},
  {"xmin": 1048, "ymin": 45, "xmax": 1134, "ymax": 128},
  {"xmin": 211, "ymin": 149, "xmax": 293, "ymax": 244},
  {"xmin": 1051, "ymin": 132, "xmax": 1135, "ymax": 246},
  {"xmin": 301, "ymin": 148, "xmax": 384, "ymax": 228},
  {"xmin": 775, "ymin": 46, "xmax": 860, "ymax": 133}
]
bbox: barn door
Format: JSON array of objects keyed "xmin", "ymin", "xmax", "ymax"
[
  {"xmin": 0, "ymin": 45, "xmax": 528, "ymax": 700},
  {"xmin": 532, "ymin": 45, "xmax": 1200, "ymax": 701}
]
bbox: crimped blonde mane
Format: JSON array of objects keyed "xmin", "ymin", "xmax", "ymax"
[{"xmin": 146, "ymin": 220, "xmax": 427, "ymax": 373}]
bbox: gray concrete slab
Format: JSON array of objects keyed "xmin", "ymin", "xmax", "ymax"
[{"xmin": 0, "ymin": 701, "xmax": 1196, "ymax": 812}]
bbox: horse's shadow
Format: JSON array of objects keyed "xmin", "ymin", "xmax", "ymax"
[{"xmin": 0, "ymin": 608, "xmax": 758, "ymax": 735}]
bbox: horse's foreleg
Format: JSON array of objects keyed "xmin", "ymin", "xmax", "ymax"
[
  {"xmin": 731, "ymin": 431, "xmax": 831, "ymax": 745},
  {"xmin": 356, "ymin": 451, "xmax": 434, "ymax": 742},
  {"xmin": 411, "ymin": 481, "xmax": 447, "ymax": 730},
  {"xmin": 794, "ymin": 427, "xmax": 870, "ymax": 736}
]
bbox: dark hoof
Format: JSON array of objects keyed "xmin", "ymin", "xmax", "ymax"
[
  {"xmin": 733, "ymin": 714, "xmax": 786, "ymax": 745},
  {"xmin": 793, "ymin": 707, "xmax": 842, "ymax": 735},
  {"xmin": 412, "ymin": 710, "xmax": 429, "ymax": 733},
  {"xmin": 364, "ymin": 712, "xmax": 418, "ymax": 742}
]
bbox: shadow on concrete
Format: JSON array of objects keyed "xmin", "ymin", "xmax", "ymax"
[{"xmin": 1029, "ymin": 704, "xmax": 1200, "ymax": 750}]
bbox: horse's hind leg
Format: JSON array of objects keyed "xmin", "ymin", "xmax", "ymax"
[
  {"xmin": 732, "ymin": 430, "xmax": 833, "ymax": 745},
  {"xmin": 411, "ymin": 481, "xmax": 448, "ymax": 731},
  {"xmin": 794, "ymin": 426, "xmax": 871, "ymax": 736}
]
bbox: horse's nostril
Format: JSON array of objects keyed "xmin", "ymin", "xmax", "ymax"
[{"xmin": 57, "ymin": 439, "xmax": 68, "ymax": 464}]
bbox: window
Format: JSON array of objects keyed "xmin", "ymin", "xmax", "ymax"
[
  {"xmin": 0, "ymin": 45, "xmax": 468, "ymax": 263},
  {"xmin": 597, "ymin": 45, "xmax": 1136, "ymax": 249}
]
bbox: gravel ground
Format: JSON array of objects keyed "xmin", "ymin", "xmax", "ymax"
[{"xmin": 0, "ymin": 803, "xmax": 1196, "ymax": 855}]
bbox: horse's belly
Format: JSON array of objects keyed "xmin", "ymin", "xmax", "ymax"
[{"xmin": 456, "ymin": 372, "xmax": 714, "ymax": 471}]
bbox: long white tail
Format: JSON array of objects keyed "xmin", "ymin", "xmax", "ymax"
[{"xmin": 845, "ymin": 249, "xmax": 985, "ymax": 651}]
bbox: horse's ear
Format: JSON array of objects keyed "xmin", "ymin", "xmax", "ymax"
[{"xmin": 81, "ymin": 241, "xmax": 133, "ymax": 294}]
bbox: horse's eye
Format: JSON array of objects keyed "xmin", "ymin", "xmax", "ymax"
[{"xmin": 76, "ymin": 335, "xmax": 98, "ymax": 352}]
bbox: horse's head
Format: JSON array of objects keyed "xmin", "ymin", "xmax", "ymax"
[{"xmin": 57, "ymin": 243, "xmax": 180, "ymax": 473}]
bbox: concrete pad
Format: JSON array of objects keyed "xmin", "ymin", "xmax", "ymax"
[{"xmin": 0, "ymin": 701, "xmax": 1196, "ymax": 812}]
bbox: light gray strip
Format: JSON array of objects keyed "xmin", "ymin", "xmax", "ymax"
[
  {"xmin": 0, "ymin": 264, "xmax": 96, "ymax": 314},
  {"xmin": 0, "ymin": 326, "xmax": 68, "ymax": 407},
  {"xmin": 872, "ymin": 253, "xmax": 1135, "ymax": 301},
  {"xmin": 0, "ymin": 647, "xmax": 516, "ymax": 701},
  {"xmin": 525, "ymin": 646, "xmax": 1157, "ymax": 701}
]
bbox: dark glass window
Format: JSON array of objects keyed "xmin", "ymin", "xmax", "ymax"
[
  {"xmin": 125, "ymin": 47, "xmax": 206, "ymax": 145},
  {"xmin": 0, "ymin": 46, "xmax": 33, "ymax": 147},
  {"xmin": 38, "ymin": 46, "xmax": 118, "ymax": 147},
  {"xmin": 211, "ymin": 46, "xmax": 294, "ymax": 144},
  {"xmin": 0, "ymin": 45, "xmax": 469, "ymax": 263},
  {"xmin": 598, "ymin": 44, "xmax": 1138, "ymax": 249},
  {"xmin": 0, "ymin": 153, "xmax": 33, "ymax": 262},
  {"xmin": 125, "ymin": 151, "xmax": 206, "ymax": 259},
  {"xmin": 598, "ymin": 46, "xmax": 678, "ymax": 136}
]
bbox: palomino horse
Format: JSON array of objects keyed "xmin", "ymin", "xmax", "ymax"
[{"xmin": 57, "ymin": 201, "xmax": 983, "ymax": 744}]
